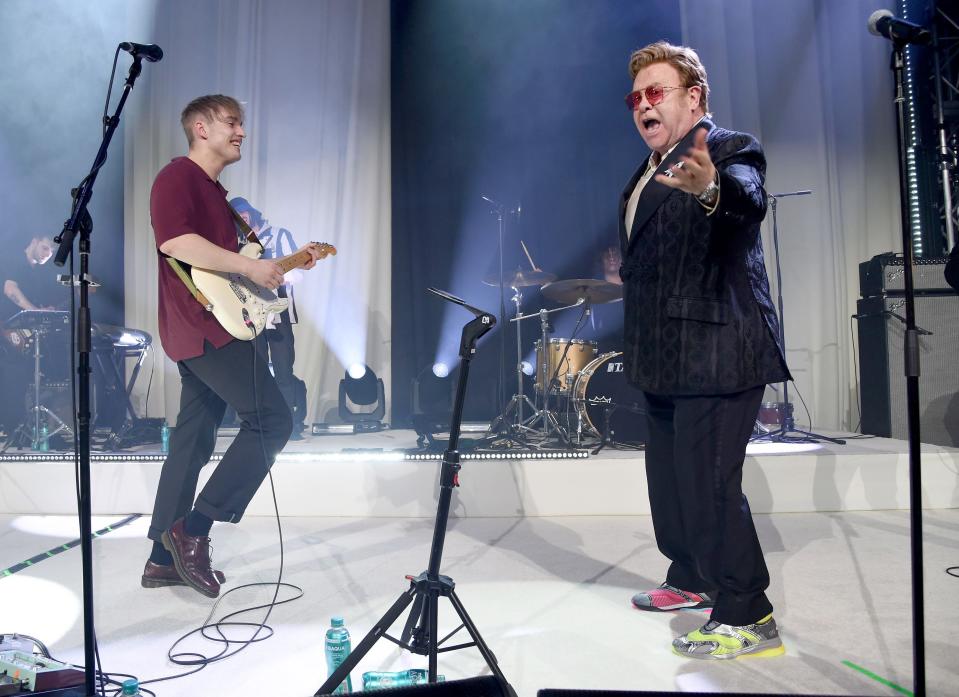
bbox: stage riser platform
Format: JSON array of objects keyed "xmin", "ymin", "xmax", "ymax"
[{"xmin": 1, "ymin": 433, "xmax": 957, "ymax": 516}]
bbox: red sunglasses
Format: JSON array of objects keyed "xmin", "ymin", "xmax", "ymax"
[{"xmin": 624, "ymin": 85, "xmax": 684, "ymax": 111}]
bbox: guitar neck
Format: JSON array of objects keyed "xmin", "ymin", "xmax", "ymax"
[{"xmin": 277, "ymin": 248, "xmax": 313, "ymax": 274}]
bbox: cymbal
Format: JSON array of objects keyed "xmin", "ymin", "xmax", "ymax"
[
  {"xmin": 483, "ymin": 268, "xmax": 556, "ymax": 287},
  {"xmin": 541, "ymin": 278, "xmax": 624, "ymax": 304}
]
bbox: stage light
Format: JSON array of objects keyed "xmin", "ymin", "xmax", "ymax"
[
  {"xmin": 339, "ymin": 365, "xmax": 386, "ymax": 429},
  {"xmin": 521, "ymin": 360, "xmax": 534, "ymax": 376},
  {"xmin": 411, "ymin": 364, "xmax": 454, "ymax": 448}
]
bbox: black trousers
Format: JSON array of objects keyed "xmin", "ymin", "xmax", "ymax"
[
  {"xmin": 148, "ymin": 339, "xmax": 292, "ymax": 543},
  {"xmin": 642, "ymin": 385, "xmax": 771, "ymax": 626}
]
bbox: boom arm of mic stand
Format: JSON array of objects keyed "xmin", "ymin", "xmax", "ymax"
[{"xmin": 55, "ymin": 57, "xmax": 143, "ymax": 267}]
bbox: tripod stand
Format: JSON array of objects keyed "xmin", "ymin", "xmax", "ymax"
[
  {"xmin": 751, "ymin": 191, "xmax": 845, "ymax": 445},
  {"xmin": 315, "ymin": 289, "xmax": 515, "ymax": 697},
  {"xmin": 2, "ymin": 322, "xmax": 72, "ymax": 452}
]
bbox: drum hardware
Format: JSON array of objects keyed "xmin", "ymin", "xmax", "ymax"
[
  {"xmin": 0, "ymin": 312, "xmax": 73, "ymax": 452},
  {"xmin": 540, "ymin": 278, "xmax": 624, "ymax": 306},
  {"xmin": 508, "ymin": 298, "xmax": 587, "ymax": 445},
  {"xmin": 481, "ymin": 229, "xmax": 555, "ymax": 445},
  {"xmin": 589, "ymin": 402, "xmax": 647, "ymax": 454},
  {"xmin": 485, "ymin": 283, "xmax": 541, "ymax": 442},
  {"xmin": 570, "ymin": 352, "xmax": 648, "ymax": 452},
  {"xmin": 752, "ymin": 400, "xmax": 793, "ymax": 436},
  {"xmin": 479, "ymin": 195, "xmax": 534, "ymax": 445}
]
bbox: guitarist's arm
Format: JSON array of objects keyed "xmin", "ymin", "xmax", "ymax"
[{"xmin": 161, "ymin": 233, "xmax": 285, "ymax": 290}]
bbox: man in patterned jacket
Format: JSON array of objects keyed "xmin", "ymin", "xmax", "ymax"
[{"xmin": 619, "ymin": 41, "xmax": 790, "ymax": 660}]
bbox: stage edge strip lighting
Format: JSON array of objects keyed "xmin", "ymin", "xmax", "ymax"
[{"xmin": 0, "ymin": 451, "xmax": 590, "ymax": 464}]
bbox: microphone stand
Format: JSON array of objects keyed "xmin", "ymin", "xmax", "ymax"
[
  {"xmin": 53, "ymin": 54, "xmax": 145, "ymax": 697},
  {"xmin": 888, "ymin": 38, "xmax": 926, "ymax": 697},
  {"xmin": 752, "ymin": 190, "xmax": 845, "ymax": 445},
  {"xmin": 315, "ymin": 289, "xmax": 516, "ymax": 697}
]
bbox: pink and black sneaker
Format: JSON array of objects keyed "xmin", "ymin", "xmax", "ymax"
[{"xmin": 631, "ymin": 582, "xmax": 714, "ymax": 612}]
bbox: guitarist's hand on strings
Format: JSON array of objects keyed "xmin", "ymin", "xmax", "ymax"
[
  {"xmin": 299, "ymin": 243, "xmax": 323, "ymax": 270},
  {"xmin": 244, "ymin": 257, "xmax": 285, "ymax": 291}
]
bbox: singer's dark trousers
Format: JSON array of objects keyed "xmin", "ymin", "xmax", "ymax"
[
  {"xmin": 642, "ymin": 385, "xmax": 772, "ymax": 626},
  {"xmin": 148, "ymin": 338, "xmax": 292, "ymax": 543}
]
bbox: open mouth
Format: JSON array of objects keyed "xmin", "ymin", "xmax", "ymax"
[{"xmin": 642, "ymin": 118, "xmax": 661, "ymax": 134}]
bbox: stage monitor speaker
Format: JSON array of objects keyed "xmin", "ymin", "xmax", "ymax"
[
  {"xmin": 856, "ymin": 293, "xmax": 959, "ymax": 446},
  {"xmin": 362, "ymin": 676, "xmax": 507, "ymax": 697}
]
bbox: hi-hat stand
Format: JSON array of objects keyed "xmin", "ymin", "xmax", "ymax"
[
  {"xmin": 752, "ymin": 190, "xmax": 845, "ymax": 445},
  {"xmin": 315, "ymin": 288, "xmax": 515, "ymax": 697},
  {"xmin": 513, "ymin": 298, "xmax": 585, "ymax": 445}
]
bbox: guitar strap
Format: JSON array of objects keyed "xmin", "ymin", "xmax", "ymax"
[{"xmin": 164, "ymin": 200, "xmax": 265, "ymax": 311}]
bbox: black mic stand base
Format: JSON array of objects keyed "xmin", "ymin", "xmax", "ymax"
[{"xmin": 315, "ymin": 294, "xmax": 516, "ymax": 697}]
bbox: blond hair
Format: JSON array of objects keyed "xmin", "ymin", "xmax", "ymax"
[
  {"xmin": 180, "ymin": 95, "xmax": 244, "ymax": 145},
  {"xmin": 628, "ymin": 41, "xmax": 710, "ymax": 114}
]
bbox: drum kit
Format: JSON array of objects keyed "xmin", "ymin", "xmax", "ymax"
[
  {"xmin": 0, "ymin": 309, "xmax": 154, "ymax": 451},
  {"xmin": 484, "ymin": 268, "xmax": 647, "ymax": 449}
]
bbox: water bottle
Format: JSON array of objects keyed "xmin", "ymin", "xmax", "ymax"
[
  {"xmin": 324, "ymin": 616, "xmax": 352, "ymax": 694},
  {"xmin": 160, "ymin": 421, "xmax": 170, "ymax": 454},
  {"xmin": 120, "ymin": 678, "xmax": 141, "ymax": 696},
  {"xmin": 38, "ymin": 424, "xmax": 49, "ymax": 452},
  {"xmin": 362, "ymin": 669, "xmax": 444, "ymax": 690}
]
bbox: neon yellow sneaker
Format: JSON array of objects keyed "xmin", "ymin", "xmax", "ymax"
[{"xmin": 672, "ymin": 613, "xmax": 785, "ymax": 660}]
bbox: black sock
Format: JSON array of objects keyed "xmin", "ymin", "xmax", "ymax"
[
  {"xmin": 184, "ymin": 509, "xmax": 213, "ymax": 537},
  {"xmin": 149, "ymin": 541, "xmax": 173, "ymax": 566}
]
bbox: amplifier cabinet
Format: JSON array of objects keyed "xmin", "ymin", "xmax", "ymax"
[
  {"xmin": 857, "ymin": 293, "xmax": 959, "ymax": 446},
  {"xmin": 859, "ymin": 254, "xmax": 950, "ymax": 296}
]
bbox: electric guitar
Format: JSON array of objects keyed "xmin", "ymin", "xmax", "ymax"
[{"xmin": 191, "ymin": 241, "xmax": 336, "ymax": 340}]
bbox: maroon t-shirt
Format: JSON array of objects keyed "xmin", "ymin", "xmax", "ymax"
[{"xmin": 151, "ymin": 157, "xmax": 237, "ymax": 361}]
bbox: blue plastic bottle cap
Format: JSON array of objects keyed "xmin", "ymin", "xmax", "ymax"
[
  {"xmin": 331, "ymin": 616, "xmax": 344, "ymax": 627},
  {"xmin": 121, "ymin": 678, "xmax": 139, "ymax": 695}
]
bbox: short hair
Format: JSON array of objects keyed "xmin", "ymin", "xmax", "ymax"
[
  {"xmin": 628, "ymin": 41, "xmax": 710, "ymax": 115},
  {"xmin": 180, "ymin": 94, "xmax": 244, "ymax": 145}
]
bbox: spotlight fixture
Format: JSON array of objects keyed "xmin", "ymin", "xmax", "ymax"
[
  {"xmin": 338, "ymin": 365, "xmax": 386, "ymax": 431},
  {"xmin": 411, "ymin": 364, "xmax": 454, "ymax": 448}
]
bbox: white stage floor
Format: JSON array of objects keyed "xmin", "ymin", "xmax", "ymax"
[
  {"xmin": 1, "ymin": 511, "xmax": 956, "ymax": 696},
  {"xmin": 1, "ymin": 429, "xmax": 957, "ymax": 695}
]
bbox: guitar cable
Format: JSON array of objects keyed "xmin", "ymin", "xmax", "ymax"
[{"xmin": 135, "ymin": 319, "xmax": 304, "ymax": 694}]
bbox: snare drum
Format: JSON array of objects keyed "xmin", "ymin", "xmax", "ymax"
[
  {"xmin": 535, "ymin": 338, "xmax": 597, "ymax": 394},
  {"xmin": 572, "ymin": 352, "xmax": 647, "ymax": 443}
]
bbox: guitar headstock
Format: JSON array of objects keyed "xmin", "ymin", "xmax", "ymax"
[{"xmin": 309, "ymin": 242, "xmax": 337, "ymax": 259}]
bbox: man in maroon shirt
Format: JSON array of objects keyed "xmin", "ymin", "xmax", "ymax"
[{"xmin": 142, "ymin": 94, "xmax": 321, "ymax": 598}]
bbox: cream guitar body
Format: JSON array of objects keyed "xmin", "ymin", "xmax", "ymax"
[{"xmin": 191, "ymin": 241, "xmax": 336, "ymax": 340}]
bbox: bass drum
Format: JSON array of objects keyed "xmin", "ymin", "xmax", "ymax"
[{"xmin": 572, "ymin": 352, "xmax": 648, "ymax": 443}]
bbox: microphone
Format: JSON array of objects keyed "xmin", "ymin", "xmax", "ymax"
[
  {"xmin": 119, "ymin": 42, "xmax": 163, "ymax": 62},
  {"xmin": 867, "ymin": 9, "xmax": 931, "ymax": 45}
]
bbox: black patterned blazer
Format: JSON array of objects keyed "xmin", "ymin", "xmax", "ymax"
[{"xmin": 618, "ymin": 119, "xmax": 790, "ymax": 396}]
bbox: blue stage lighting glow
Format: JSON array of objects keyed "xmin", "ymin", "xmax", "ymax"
[
  {"xmin": 521, "ymin": 360, "xmax": 534, "ymax": 376},
  {"xmin": 432, "ymin": 362, "xmax": 449, "ymax": 378},
  {"xmin": 348, "ymin": 363, "xmax": 367, "ymax": 380}
]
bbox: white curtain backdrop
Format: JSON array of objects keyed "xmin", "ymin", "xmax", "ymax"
[
  {"xmin": 124, "ymin": 0, "xmax": 391, "ymax": 426},
  {"xmin": 682, "ymin": 0, "xmax": 902, "ymax": 430}
]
